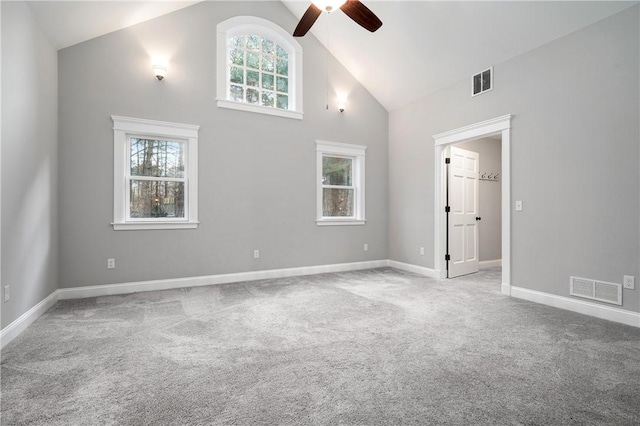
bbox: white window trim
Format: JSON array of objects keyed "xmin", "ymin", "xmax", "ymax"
[
  {"xmin": 111, "ymin": 115, "xmax": 200, "ymax": 231},
  {"xmin": 216, "ymin": 16, "xmax": 303, "ymax": 120},
  {"xmin": 316, "ymin": 140, "xmax": 366, "ymax": 226}
]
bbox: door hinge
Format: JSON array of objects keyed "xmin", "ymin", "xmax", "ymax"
[
  {"xmin": 445, "ymin": 206, "xmax": 450, "ymax": 213},
  {"xmin": 445, "ymin": 157, "xmax": 450, "ymax": 164},
  {"xmin": 445, "ymin": 254, "xmax": 450, "ymax": 261}
]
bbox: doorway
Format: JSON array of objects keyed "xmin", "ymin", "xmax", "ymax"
[
  {"xmin": 447, "ymin": 137, "xmax": 503, "ymax": 278},
  {"xmin": 433, "ymin": 115, "xmax": 512, "ymax": 295}
]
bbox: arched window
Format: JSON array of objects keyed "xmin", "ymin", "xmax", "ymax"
[{"xmin": 217, "ymin": 16, "xmax": 303, "ymax": 120}]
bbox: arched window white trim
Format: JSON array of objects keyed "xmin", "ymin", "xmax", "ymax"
[{"xmin": 217, "ymin": 16, "xmax": 303, "ymax": 120}]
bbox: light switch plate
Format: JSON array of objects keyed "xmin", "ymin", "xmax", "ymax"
[{"xmin": 515, "ymin": 200, "xmax": 523, "ymax": 211}]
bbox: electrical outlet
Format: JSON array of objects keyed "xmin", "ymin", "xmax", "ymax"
[
  {"xmin": 420, "ymin": 247, "xmax": 425, "ymax": 255},
  {"xmin": 4, "ymin": 285, "xmax": 9, "ymax": 302},
  {"xmin": 623, "ymin": 275, "xmax": 635, "ymax": 290},
  {"xmin": 107, "ymin": 258, "xmax": 115, "ymax": 269},
  {"xmin": 364, "ymin": 243, "xmax": 368, "ymax": 252},
  {"xmin": 253, "ymin": 250, "xmax": 260, "ymax": 259}
]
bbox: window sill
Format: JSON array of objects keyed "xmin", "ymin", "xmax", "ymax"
[
  {"xmin": 112, "ymin": 221, "xmax": 199, "ymax": 231},
  {"xmin": 217, "ymin": 99, "xmax": 303, "ymax": 120},
  {"xmin": 316, "ymin": 219, "xmax": 366, "ymax": 226}
]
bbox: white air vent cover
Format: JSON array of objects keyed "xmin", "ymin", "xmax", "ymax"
[
  {"xmin": 472, "ymin": 67, "xmax": 493, "ymax": 96},
  {"xmin": 570, "ymin": 276, "xmax": 622, "ymax": 305}
]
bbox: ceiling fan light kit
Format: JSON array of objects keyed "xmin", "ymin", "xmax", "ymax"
[
  {"xmin": 312, "ymin": 0, "xmax": 347, "ymax": 12},
  {"xmin": 293, "ymin": 0, "xmax": 383, "ymax": 37}
]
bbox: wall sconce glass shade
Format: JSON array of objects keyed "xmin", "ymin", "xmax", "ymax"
[
  {"xmin": 337, "ymin": 98, "xmax": 347, "ymax": 113},
  {"xmin": 153, "ymin": 64, "xmax": 167, "ymax": 81}
]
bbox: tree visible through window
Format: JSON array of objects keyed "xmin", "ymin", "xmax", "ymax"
[
  {"xmin": 129, "ymin": 138, "xmax": 186, "ymax": 219},
  {"xmin": 112, "ymin": 115, "xmax": 199, "ymax": 230},
  {"xmin": 228, "ymin": 34, "xmax": 290, "ymax": 110},
  {"xmin": 316, "ymin": 140, "xmax": 366, "ymax": 226},
  {"xmin": 322, "ymin": 156, "xmax": 354, "ymax": 217},
  {"xmin": 217, "ymin": 16, "xmax": 303, "ymax": 120}
]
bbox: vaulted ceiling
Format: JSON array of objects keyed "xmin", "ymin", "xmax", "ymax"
[{"xmin": 25, "ymin": 0, "xmax": 637, "ymax": 111}]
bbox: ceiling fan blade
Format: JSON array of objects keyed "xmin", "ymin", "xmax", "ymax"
[
  {"xmin": 340, "ymin": 0, "xmax": 382, "ymax": 33},
  {"xmin": 293, "ymin": 4, "xmax": 322, "ymax": 37}
]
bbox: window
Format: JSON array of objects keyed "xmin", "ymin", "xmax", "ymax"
[
  {"xmin": 217, "ymin": 16, "xmax": 303, "ymax": 120},
  {"xmin": 316, "ymin": 140, "xmax": 366, "ymax": 226},
  {"xmin": 112, "ymin": 116, "xmax": 199, "ymax": 230}
]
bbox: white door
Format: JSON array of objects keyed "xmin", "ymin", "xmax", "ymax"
[{"xmin": 447, "ymin": 146, "xmax": 480, "ymax": 278}]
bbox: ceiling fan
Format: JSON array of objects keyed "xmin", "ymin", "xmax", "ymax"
[{"xmin": 293, "ymin": 0, "xmax": 383, "ymax": 37}]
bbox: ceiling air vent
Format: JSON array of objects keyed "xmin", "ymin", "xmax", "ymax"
[
  {"xmin": 472, "ymin": 67, "xmax": 492, "ymax": 97},
  {"xmin": 570, "ymin": 276, "xmax": 622, "ymax": 305}
]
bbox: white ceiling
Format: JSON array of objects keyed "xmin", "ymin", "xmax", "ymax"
[
  {"xmin": 26, "ymin": 1, "xmax": 637, "ymax": 111},
  {"xmin": 26, "ymin": 0, "xmax": 201, "ymax": 50}
]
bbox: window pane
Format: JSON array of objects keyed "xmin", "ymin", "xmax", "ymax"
[
  {"xmin": 261, "ymin": 91, "xmax": 274, "ymax": 107},
  {"xmin": 247, "ymin": 70, "xmax": 259, "ymax": 87},
  {"xmin": 322, "ymin": 156, "xmax": 352, "ymax": 186},
  {"xmin": 130, "ymin": 180, "xmax": 185, "ymax": 218},
  {"xmin": 247, "ymin": 88, "xmax": 259, "ymax": 104},
  {"xmin": 276, "ymin": 94, "xmax": 288, "ymax": 109},
  {"xmin": 276, "ymin": 45, "xmax": 288, "ymax": 59},
  {"xmin": 276, "ymin": 58, "xmax": 288, "ymax": 76},
  {"xmin": 261, "ymin": 54, "xmax": 274, "ymax": 72},
  {"xmin": 262, "ymin": 74, "xmax": 274, "ymax": 90},
  {"xmin": 230, "ymin": 85, "xmax": 244, "ymax": 102},
  {"xmin": 323, "ymin": 188, "xmax": 354, "ymax": 217},
  {"xmin": 230, "ymin": 67, "xmax": 244, "ymax": 84},
  {"xmin": 247, "ymin": 34, "xmax": 260, "ymax": 50},
  {"xmin": 230, "ymin": 36, "xmax": 244, "ymax": 48},
  {"xmin": 262, "ymin": 38, "xmax": 274, "ymax": 54},
  {"xmin": 230, "ymin": 48, "xmax": 244, "ymax": 66},
  {"xmin": 276, "ymin": 76, "xmax": 288, "ymax": 93},
  {"xmin": 130, "ymin": 139, "xmax": 185, "ymax": 178},
  {"xmin": 247, "ymin": 52, "xmax": 259, "ymax": 70}
]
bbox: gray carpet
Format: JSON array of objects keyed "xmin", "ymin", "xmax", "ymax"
[{"xmin": 1, "ymin": 267, "xmax": 639, "ymax": 425}]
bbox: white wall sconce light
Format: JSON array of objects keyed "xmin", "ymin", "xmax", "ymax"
[
  {"xmin": 152, "ymin": 63, "xmax": 167, "ymax": 81},
  {"xmin": 337, "ymin": 96, "xmax": 347, "ymax": 113}
]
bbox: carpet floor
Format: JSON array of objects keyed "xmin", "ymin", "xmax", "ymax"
[{"xmin": 1, "ymin": 267, "xmax": 639, "ymax": 425}]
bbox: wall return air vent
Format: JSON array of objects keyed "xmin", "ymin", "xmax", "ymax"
[
  {"xmin": 472, "ymin": 67, "xmax": 492, "ymax": 96},
  {"xmin": 570, "ymin": 276, "xmax": 622, "ymax": 305}
]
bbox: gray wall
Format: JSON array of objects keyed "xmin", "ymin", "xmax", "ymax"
[
  {"xmin": 1, "ymin": 1, "xmax": 59, "ymax": 328},
  {"xmin": 455, "ymin": 138, "xmax": 502, "ymax": 263},
  {"xmin": 58, "ymin": 1, "xmax": 388, "ymax": 288},
  {"xmin": 389, "ymin": 7, "xmax": 639, "ymax": 312}
]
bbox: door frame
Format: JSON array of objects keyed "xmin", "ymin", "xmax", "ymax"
[{"xmin": 433, "ymin": 114, "xmax": 512, "ymax": 295}]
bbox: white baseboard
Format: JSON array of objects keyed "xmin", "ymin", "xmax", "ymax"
[
  {"xmin": 511, "ymin": 286, "xmax": 640, "ymax": 328},
  {"xmin": 1, "ymin": 260, "xmax": 389, "ymax": 347},
  {"xmin": 4, "ymin": 261, "xmax": 637, "ymax": 349},
  {"xmin": 57, "ymin": 260, "xmax": 390, "ymax": 300},
  {"xmin": 480, "ymin": 259, "xmax": 502, "ymax": 269},
  {"xmin": 0, "ymin": 290, "xmax": 59, "ymax": 349},
  {"xmin": 501, "ymin": 283, "xmax": 511, "ymax": 296},
  {"xmin": 387, "ymin": 260, "xmax": 439, "ymax": 279}
]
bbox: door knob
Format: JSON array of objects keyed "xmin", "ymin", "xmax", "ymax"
[{"xmin": 476, "ymin": 217, "xmax": 481, "ymax": 221}]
